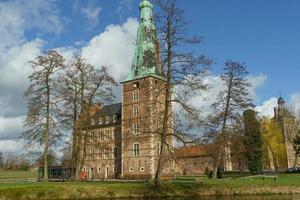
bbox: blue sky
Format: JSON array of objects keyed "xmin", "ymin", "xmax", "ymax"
[
  {"xmin": 25, "ymin": 0, "xmax": 300, "ymax": 101},
  {"xmin": 0, "ymin": 0, "xmax": 299, "ymax": 153}
]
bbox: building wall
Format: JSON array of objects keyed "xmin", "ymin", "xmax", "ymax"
[
  {"xmin": 282, "ymin": 117, "xmax": 300, "ymax": 168},
  {"xmin": 83, "ymin": 124, "xmax": 122, "ymax": 179},
  {"xmin": 122, "ymin": 76, "xmax": 174, "ymax": 179},
  {"xmin": 175, "ymin": 156, "xmax": 214, "ymax": 175}
]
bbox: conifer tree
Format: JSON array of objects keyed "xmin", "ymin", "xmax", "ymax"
[{"xmin": 243, "ymin": 109, "xmax": 262, "ymax": 174}]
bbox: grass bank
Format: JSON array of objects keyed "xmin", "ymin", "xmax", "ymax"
[{"xmin": 0, "ymin": 172, "xmax": 299, "ymax": 199}]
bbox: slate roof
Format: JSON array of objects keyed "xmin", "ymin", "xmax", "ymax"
[{"xmin": 95, "ymin": 103, "xmax": 122, "ymax": 117}]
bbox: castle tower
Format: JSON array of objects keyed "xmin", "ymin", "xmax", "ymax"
[
  {"xmin": 274, "ymin": 96, "xmax": 300, "ymax": 169},
  {"xmin": 121, "ymin": 0, "xmax": 174, "ymax": 179}
]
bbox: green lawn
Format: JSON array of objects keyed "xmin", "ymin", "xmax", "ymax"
[
  {"xmin": 0, "ymin": 169, "xmax": 37, "ymax": 181},
  {"xmin": 0, "ymin": 172, "xmax": 299, "ymax": 199}
]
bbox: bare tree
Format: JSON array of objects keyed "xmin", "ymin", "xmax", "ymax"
[
  {"xmin": 208, "ymin": 61, "xmax": 253, "ymax": 179},
  {"xmin": 23, "ymin": 50, "xmax": 64, "ymax": 181},
  {"xmin": 58, "ymin": 55, "xmax": 117, "ymax": 179},
  {"xmin": 153, "ymin": 0, "xmax": 212, "ymax": 188}
]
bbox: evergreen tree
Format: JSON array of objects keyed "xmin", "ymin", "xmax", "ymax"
[{"xmin": 243, "ymin": 109, "xmax": 262, "ymax": 174}]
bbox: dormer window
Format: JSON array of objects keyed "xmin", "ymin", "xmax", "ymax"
[
  {"xmin": 113, "ymin": 115, "xmax": 117, "ymax": 123},
  {"xmin": 105, "ymin": 116, "xmax": 111, "ymax": 124},
  {"xmin": 99, "ymin": 117, "xmax": 103, "ymax": 125}
]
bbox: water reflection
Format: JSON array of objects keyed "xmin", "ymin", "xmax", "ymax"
[
  {"xmin": 159, "ymin": 195, "xmax": 300, "ymax": 200},
  {"xmin": 66, "ymin": 195, "xmax": 300, "ymax": 200}
]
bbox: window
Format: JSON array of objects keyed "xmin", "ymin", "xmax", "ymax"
[
  {"xmin": 133, "ymin": 107, "xmax": 139, "ymax": 117},
  {"xmin": 133, "ymin": 123, "xmax": 139, "ymax": 135},
  {"xmin": 105, "ymin": 130, "xmax": 110, "ymax": 140},
  {"xmin": 133, "ymin": 143, "xmax": 140, "ymax": 156},
  {"xmin": 99, "ymin": 117, "xmax": 103, "ymax": 124},
  {"xmin": 99, "ymin": 149, "xmax": 103, "ymax": 159},
  {"xmin": 133, "ymin": 90, "xmax": 139, "ymax": 102},
  {"xmin": 104, "ymin": 148, "xmax": 109, "ymax": 159},
  {"xmin": 133, "ymin": 82, "xmax": 139, "ymax": 88},
  {"xmin": 105, "ymin": 116, "xmax": 111, "ymax": 124},
  {"xmin": 113, "ymin": 115, "xmax": 117, "ymax": 123},
  {"xmin": 100, "ymin": 130, "xmax": 104, "ymax": 141},
  {"xmin": 129, "ymin": 167, "xmax": 134, "ymax": 172},
  {"xmin": 140, "ymin": 167, "xmax": 145, "ymax": 172},
  {"xmin": 91, "ymin": 119, "xmax": 95, "ymax": 126},
  {"xmin": 91, "ymin": 149, "xmax": 95, "ymax": 159}
]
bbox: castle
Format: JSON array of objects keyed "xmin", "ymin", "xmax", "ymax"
[
  {"xmin": 272, "ymin": 97, "xmax": 300, "ymax": 169},
  {"xmin": 82, "ymin": 0, "xmax": 175, "ymax": 180}
]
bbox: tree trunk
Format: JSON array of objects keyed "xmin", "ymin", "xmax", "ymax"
[
  {"xmin": 44, "ymin": 75, "xmax": 50, "ymax": 181},
  {"xmin": 212, "ymin": 76, "xmax": 233, "ymax": 179},
  {"xmin": 154, "ymin": 23, "xmax": 172, "ymax": 189}
]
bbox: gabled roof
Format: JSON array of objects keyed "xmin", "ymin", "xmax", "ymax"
[
  {"xmin": 175, "ymin": 145, "xmax": 208, "ymax": 158},
  {"xmin": 95, "ymin": 103, "xmax": 121, "ymax": 117}
]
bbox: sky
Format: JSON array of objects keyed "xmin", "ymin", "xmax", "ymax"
[{"xmin": 0, "ymin": 0, "xmax": 299, "ymax": 154}]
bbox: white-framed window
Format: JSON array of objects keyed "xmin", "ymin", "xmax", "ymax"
[
  {"xmin": 133, "ymin": 123, "xmax": 139, "ymax": 135},
  {"xmin": 133, "ymin": 106, "xmax": 139, "ymax": 117},
  {"xmin": 104, "ymin": 148, "xmax": 109, "ymax": 159},
  {"xmin": 100, "ymin": 130, "xmax": 104, "ymax": 141},
  {"xmin": 105, "ymin": 130, "xmax": 110, "ymax": 140},
  {"xmin": 99, "ymin": 149, "xmax": 103, "ymax": 159},
  {"xmin": 133, "ymin": 143, "xmax": 140, "ymax": 156},
  {"xmin": 140, "ymin": 167, "xmax": 145, "ymax": 172},
  {"xmin": 97, "ymin": 166, "xmax": 101, "ymax": 173},
  {"xmin": 133, "ymin": 90, "xmax": 139, "ymax": 102},
  {"xmin": 129, "ymin": 167, "xmax": 134, "ymax": 172}
]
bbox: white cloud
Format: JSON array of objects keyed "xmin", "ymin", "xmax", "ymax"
[
  {"xmin": 0, "ymin": 116, "xmax": 23, "ymax": 140},
  {"xmin": 289, "ymin": 93, "xmax": 300, "ymax": 120},
  {"xmin": 0, "ymin": 39, "xmax": 43, "ymax": 117},
  {"xmin": 255, "ymin": 97, "xmax": 278, "ymax": 118},
  {"xmin": 247, "ymin": 74, "xmax": 268, "ymax": 102},
  {"xmin": 81, "ymin": 17, "xmax": 138, "ymax": 82},
  {"xmin": 0, "ymin": 140, "xmax": 23, "ymax": 153},
  {"xmin": 81, "ymin": 6, "xmax": 102, "ymax": 21},
  {"xmin": 80, "ymin": 1, "xmax": 102, "ymax": 28},
  {"xmin": 187, "ymin": 73, "xmax": 268, "ymax": 117},
  {"xmin": 0, "ymin": 0, "xmax": 63, "ymax": 50},
  {"xmin": 117, "ymin": 0, "xmax": 133, "ymax": 17}
]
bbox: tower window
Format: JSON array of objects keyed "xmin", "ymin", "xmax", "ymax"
[
  {"xmin": 133, "ymin": 90, "xmax": 139, "ymax": 102},
  {"xmin": 133, "ymin": 106, "xmax": 139, "ymax": 117},
  {"xmin": 133, "ymin": 143, "xmax": 140, "ymax": 156},
  {"xmin": 133, "ymin": 123, "xmax": 140, "ymax": 135},
  {"xmin": 133, "ymin": 82, "xmax": 139, "ymax": 88}
]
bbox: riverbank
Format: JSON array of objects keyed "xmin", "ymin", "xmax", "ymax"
[{"xmin": 0, "ymin": 174, "xmax": 299, "ymax": 199}]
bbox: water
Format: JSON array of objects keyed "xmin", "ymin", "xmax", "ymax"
[{"xmin": 66, "ymin": 195, "xmax": 300, "ymax": 200}]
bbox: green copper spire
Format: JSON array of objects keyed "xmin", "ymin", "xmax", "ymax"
[{"xmin": 123, "ymin": 0, "xmax": 164, "ymax": 82}]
